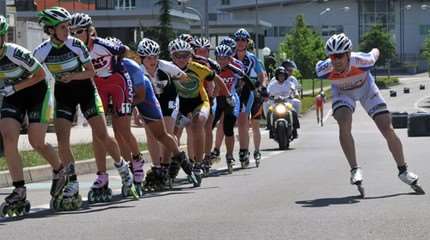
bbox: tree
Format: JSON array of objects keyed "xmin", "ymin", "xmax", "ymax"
[
  {"xmin": 359, "ymin": 25, "xmax": 396, "ymax": 67},
  {"xmin": 155, "ymin": 0, "xmax": 176, "ymax": 59},
  {"xmin": 278, "ymin": 15, "xmax": 325, "ymax": 80},
  {"xmin": 421, "ymin": 35, "xmax": 430, "ymax": 64}
]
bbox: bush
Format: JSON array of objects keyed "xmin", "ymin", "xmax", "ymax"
[{"xmin": 375, "ymin": 76, "xmax": 399, "ymax": 89}]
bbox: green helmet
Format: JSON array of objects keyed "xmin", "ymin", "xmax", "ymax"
[
  {"xmin": 0, "ymin": 15, "xmax": 9, "ymax": 36},
  {"xmin": 38, "ymin": 7, "xmax": 71, "ymax": 27}
]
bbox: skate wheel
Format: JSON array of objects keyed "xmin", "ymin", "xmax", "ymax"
[
  {"xmin": 87, "ymin": 190, "xmax": 96, "ymax": 203},
  {"xmin": 256, "ymin": 160, "xmax": 260, "ymax": 168},
  {"xmin": 357, "ymin": 185, "xmax": 365, "ymax": 199},
  {"xmin": 227, "ymin": 164, "xmax": 233, "ymax": 174},
  {"xmin": 73, "ymin": 195, "xmax": 82, "ymax": 209},
  {"xmin": 121, "ymin": 185, "xmax": 128, "ymax": 197},
  {"xmin": 129, "ymin": 185, "xmax": 139, "ymax": 200},
  {"xmin": 168, "ymin": 178, "xmax": 174, "ymax": 190},
  {"xmin": 50, "ymin": 197, "xmax": 62, "ymax": 211},
  {"xmin": 0, "ymin": 202, "xmax": 8, "ymax": 217},
  {"xmin": 412, "ymin": 184, "xmax": 425, "ymax": 195},
  {"xmin": 24, "ymin": 201, "xmax": 31, "ymax": 214}
]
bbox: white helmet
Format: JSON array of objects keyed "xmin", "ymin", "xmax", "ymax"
[
  {"xmin": 70, "ymin": 13, "xmax": 92, "ymax": 29},
  {"xmin": 168, "ymin": 39, "xmax": 193, "ymax": 54},
  {"xmin": 137, "ymin": 38, "xmax": 160, "ymax": 57},
  {"xmin": 105, "ymin": 36, "xmax": 123, "ymax": 45},
  {"xmin": 325, "ymin": 33, "xmax": 352, "ymax": 55},
  {"xmin": 193, "ymin": 37, "xmax": 210, "ymax": 49},
  {"xmin": 215, "ymin": 44, "xmax": 233, "ymax": 57}
]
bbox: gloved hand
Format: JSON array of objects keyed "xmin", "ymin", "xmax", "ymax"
[
  {"xmin": 0, "ymin": 85, "xmax": 16, "ymax": 97},
  {"xmin": 226, "ymin": 95, "xmax": 236, "ymax": 108}
]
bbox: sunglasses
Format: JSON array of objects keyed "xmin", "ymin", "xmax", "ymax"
[
  {"xmin": 235, "ymin": 38, "xmax": 248, "ymax": 42},
  {"xmin": 71, "ymin": 29, "xmax": 87, "ymax": 36},
  {"xmin": 173, "ymin": 52, "xmax": 191, "ymax": 59},
  {"xmin": 330, "ymin": 53, "xmax": 347, "ymax": 60}
]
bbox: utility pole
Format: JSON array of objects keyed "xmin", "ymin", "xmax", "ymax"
[
  {"xmin": 0, "ymin": 1, "xmax": 6, "ymax": 16},
  {"xmin": 255, "ymin": 0, "xmax": 259, "ymax": 57},
  {"xmin": 204, "ymin": 0, "xmax": 209, "ymax": 38}
]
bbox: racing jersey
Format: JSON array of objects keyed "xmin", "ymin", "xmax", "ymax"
[
  {"xmin": 267, "ymin": 79, "xmax": 294, "ymax": 98},
  {"xmin": 218, "ymin": 63, "xmax": 254, "ymax": 94},
  {"xmin": 174, "ymin": 61, "xmax": 214, "ymax": 101},
  {"xmin": 141, "ymin": 59, "xmax": 182, "ymax": 97},
  {"xmin": 0, "ymin": 43, "xmax": 42, "ymax": 85},
  {"xmin": 235, "ymin": 51, "xmax": 263, "ymax": 81},
  {"xmin": 33, "ymin": 36, "xmax": 91, "ymax": 82},
  {"xmin": 89, "ymin": 37, "xmax": 127, "ymax": 78},
  {"xmin": 316, "ymin": 51, "xmax": 378, "ymax": 91}
]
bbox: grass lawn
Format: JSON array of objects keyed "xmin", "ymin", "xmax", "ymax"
[
  {"xmin": 300, "ymin": 79, "xmax": 331, "ymax": 92},
  {"xmin": 0, "ymin": 142, "xmax": 147, "ymax": 171}
]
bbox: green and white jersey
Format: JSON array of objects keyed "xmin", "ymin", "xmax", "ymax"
[
  {"xmin": 0, "ymin": 43, "xmax": 42, "ymax": 85},
  {"xmin": 33, "ymin": 36, "xmax": 91, "ymax": 80}
]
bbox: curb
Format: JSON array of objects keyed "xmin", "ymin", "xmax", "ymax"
[{"xmin": 0, "ymin": 148, "xmax": 174, "ymax": 188}]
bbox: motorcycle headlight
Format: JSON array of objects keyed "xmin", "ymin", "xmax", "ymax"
[{"xmin": 275, "ymin": 104, "xmax": 287, "ymax": 114}]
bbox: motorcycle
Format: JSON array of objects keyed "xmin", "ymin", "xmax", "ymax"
[{"xmin": 267, "ymin": 96, "xmax": 298, "ymax": 150}]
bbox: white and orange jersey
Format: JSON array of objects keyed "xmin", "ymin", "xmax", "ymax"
[{"xmin": 316, "ymin": 51, "xmax": 379, "ymax": 91}]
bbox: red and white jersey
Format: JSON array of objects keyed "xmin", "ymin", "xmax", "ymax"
[
  {"xmin": 316, "ymin": 51, "xmax": 378, "ymax": 91},
  {"xmin": 89, "ymin": 37, "xmax": 127, "ymax": 78}
]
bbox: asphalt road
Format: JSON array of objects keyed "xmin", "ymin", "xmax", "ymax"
[{"xmin": 0, "ymin": 75, "xmax": 429, "ymax": 240}]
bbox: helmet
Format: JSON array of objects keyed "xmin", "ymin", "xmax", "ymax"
[
  {"xmin": 193, "ymin": 37, "xmax": 210, "ymax": 49},
  {"xmin": 168, "ymin": 39, "xmax": 193, "ymax": 54},
  {"xmin": 105, "ymin": 36, "xmax": 123, "ymax": 45},
  {"xmin": 220, "ymin": 37, "xmax": 236, "ymax": 51},
  {"xmin": 70, "ymin": 13, "xmax": 92, "ymax": 29},
  {"xmin": 233, "ymin": 28, "xmax": 250, "ymax": 41},
  {"xmin": 38, "ymin": 7, "xmax": 71, "ymax": 27},
  {"xmin": 0, "ymin": 15, "xmax": 8, "ymax": 36},
  {"xmin": 137, "ymin": 38, "xmax": 160, "ymax": 57},
  {"xmin": 320, "ymin": 91, "xmax": 325, "ymax": 97},
  {"xmin": 215, "ymin": 45, "xmax": 233, "ymax": 57},
  {"xmin": 281, "ymin": 59, "xmax": 297, "ymax": 70},
  {"xmin": 178, "ymin": 33, "xmax": 194, "ymax": 44},
  {"xmin": 325, "ymin": 33, "xmax": 352, "ymax": 55},
  {"xmin": 274, "ymin": 66, "xmax": 287, "ymax": 77}
]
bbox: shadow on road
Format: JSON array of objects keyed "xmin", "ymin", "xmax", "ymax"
[
  {"xmin": 295, "ymin": 195, "xmax": 361, "ymax": 207},
  {"xmin": 261, "ymin": 147, "xmax": 296, "ymax": 152},
  {"xmin": 364, "ymin": 192, "xmax": 418, "ymax": 200}
]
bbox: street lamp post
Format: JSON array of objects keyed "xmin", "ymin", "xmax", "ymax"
[
  {"xmin": 255, "ymin": 0, "xmax": 259, "ymax": 57},
  {"xmin": 177, "ymin": 0, "xmax": 207, "ymax": 38}
]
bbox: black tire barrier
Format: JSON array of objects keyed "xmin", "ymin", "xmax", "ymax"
[
  {"xmin": 391, "ymin": 112, "xmax": 408, "ymax": 129},
  {"xmin": 390, "ymin": 90, "xmax": 397, "ymax": 97},
  {"xmin": 419, "ymin": 84, "xmax": 425, "ymax": 90},
  {"xmin": 403, "ymin": 87, "xmax": 410, "ymax": 94},
  {"xmin": 408, "ymin": 112, "xmax": 430, "ymax": 137}
]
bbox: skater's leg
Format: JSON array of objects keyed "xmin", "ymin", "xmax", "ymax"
[
  {"xmin": 373, "ymin": 113, "xmax": 406, "ymax": 167},
  {"xmin": 0, "ymin": 118, "xmax": 24, "ymax": 182},
  {"xmin": 333, "ymin": 107, "xmax": 357, "ymax": 169}
]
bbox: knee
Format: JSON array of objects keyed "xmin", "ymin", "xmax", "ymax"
[{"xmin": 29, "ymin": 139, "xmax": 48, "ymax": 151}]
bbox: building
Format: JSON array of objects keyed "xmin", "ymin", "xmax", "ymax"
[
  {"xmin": 184, "ymin": 0, "xmax": 430, "ymax": 69},
  {"xmin": 15, "ymin": 0, "xmax": 199, "ymax": 45}
]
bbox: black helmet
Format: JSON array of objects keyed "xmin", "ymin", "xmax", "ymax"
[
  {"xmin": 275, "ymin": 66, "xmax": 286, "ymax": 78},
  {"xmin": 281, "ymin": 59, "xmax": 297, "ymax": 70}
]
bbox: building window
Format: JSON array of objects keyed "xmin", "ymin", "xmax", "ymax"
[
  {"xmin": 321, "ymin": 25, "xmax": 344, "ymax": 37},
  {"xmin": 115, "ymin": 0, "xmax": 135, "ymax": 10},
  {"xmin": 221, "ymin": 0, "xmax": 230, "ymax": 5},
  {"xmin": 420, "ymin": 25, "xmax": 430, "ymax": 35},
  {"xmin": 96, "ymin": 0, "xmax": 115, "ymax": 9}
]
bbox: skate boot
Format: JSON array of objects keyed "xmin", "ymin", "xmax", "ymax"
[
  {"xmin": 131, "ymin": 154, "xmax": 145, "ymax": 197},
  {"xmin": 201, "ymin": 157, "xmax": 211, "ymax": 177},
  {"xmin": 239, "ymin": 149, "xmax": 250, "ymax": 169},
  {"xmin": 350, "ymin": 168, "xmax": 365, "ymax": 198},
  {"xmin": 399, "ymin": 170, "xmax": 425, "ymax": 194},
  {"xmin": 115, "ymin": 160, "xmax": 139, "ymax": 200},
  {"xmin": 226, "ymin": 154, "xmax": 235, "ymax": 174},
  {"xmin": 50, "ymin": 166, "xmax": 67, "ymax": 198},
  {"xmin": 253, "ymin": 150, "xmax": 261, "ymax": 168},
  {"xmin": 143, "ymin": 166, "xmax": 167, "ymax": 192},
  {"xmin": 169, "ymin": 152, "xmax": 202, "ymax": 187},
  {"xmin": 209, "ymin": 148, "xmax": 221, "ymax": 164},
  {"xmin": 88, "ymin": 173, "xmax": 112, "ymax": 203},
  {"xmin": 51, "ymin": 164, "xmax": 82, "ymax": 211},
  {"xmin": 0, "ymin": 187, "xmax": 31, "ymax": 217}
]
